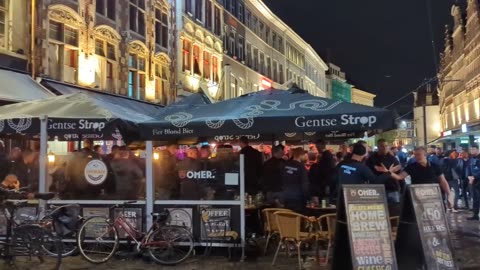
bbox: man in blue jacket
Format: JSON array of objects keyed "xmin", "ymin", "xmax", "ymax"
[{"xmin": 468, "ymin": 145, "xmax": 480, "ymax": 220}]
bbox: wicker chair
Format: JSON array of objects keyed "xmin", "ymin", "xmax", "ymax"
[
  {"xmin": 262, "ymin": 208, "xmax": 293, "ymax": 255},
  {"xmin": 272, "ymin": 211, "xmax": 315, "ymax": 269},
  {"xmin": 200, "ymin": 208, "xmax": 239, "ymax": 259},
  {"xmin": 316, "ymin": 213, "xmax": 336, "ymax": 265}
]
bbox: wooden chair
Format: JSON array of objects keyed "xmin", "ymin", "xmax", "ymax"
[
  {"xmin": 200, "ymin": 208, "xmax": 239, "ymax": 259},
  {"xmin": 272, "ymin": 211, "xmax": 315, "ymax": 269},
  {"xmin": 261, "ymin": 208, "xmax": 293, "ymax": 255},
  {"xmin": 316, "ymin": 213, "xmax": 336, "ymax": 266},
  {"xmin": 390, "ymin": 216, "xmax": 400, "ymax": 242}
]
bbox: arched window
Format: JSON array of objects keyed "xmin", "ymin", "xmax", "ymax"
[
  {"xmin": 94, "ymin": 26, "xmax": 121, "ymax": 93},
  {"xmin": 128, "ymin": 41, "xmax": 148, "ymax": 100},
  {"xmin": 154, "ymin": 53, "xmax": 171, "ymax": 105},
  {"xmin": 0, "ymin": 0, "xmax": 8, "ymax": 49},
  {"xmin": 48, "ymin": 5, "xmax": 84, "ymax": 84}
]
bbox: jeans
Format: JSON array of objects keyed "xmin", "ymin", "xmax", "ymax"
[
  {"xmin": 387, "ymin": 191, "xmax": 400, "ymax": 204},
  {"xmin": 472, "ymin": 183, "xmax": 480, "ymax": 218},
  {"xmin": 448, "ymin": 180, "xmax": 461, "ymax": 209},
  {"xmin": 461, "ymin": 178, "xmax": 470, "ymax": 209}
]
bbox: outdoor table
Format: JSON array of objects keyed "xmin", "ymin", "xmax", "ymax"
[{"xmin": 305, "ymin": 205, "xmax": 337, "ymax": 218}]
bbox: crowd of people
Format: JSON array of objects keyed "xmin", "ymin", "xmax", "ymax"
[{"xmin": 3, "ymin": 136, "xmax": 480, "ymax": 222}]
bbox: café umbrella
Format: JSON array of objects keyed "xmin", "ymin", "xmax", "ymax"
[{"xmin": 139, "ymin": 87, "xmax": 394, "ymax": 140}]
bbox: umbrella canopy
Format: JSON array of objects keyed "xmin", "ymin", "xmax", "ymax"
[
  {"xmin": 0, "ymin": 92, "xmax": 161, "ymax": 140},
  {"xmin": 140, "ymin": 87, "xmax": 394, "ymax": 140}
]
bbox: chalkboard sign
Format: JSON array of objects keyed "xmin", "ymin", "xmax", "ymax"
[
  {"xmin": 333, "ymin": 184, "xmax": 398, "ymax": 270},
  {"xmin": 396, "ymin": 184, "xmax": 456, "ymax": 270}
]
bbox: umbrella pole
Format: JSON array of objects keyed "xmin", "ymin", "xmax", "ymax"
[
  {"xmin": 39, "ymin": 115, "xmax": 47, "ymax": 193},
  {"xmin": 145, "ymin": 141, "xmax": 154, "ymax": 230}
]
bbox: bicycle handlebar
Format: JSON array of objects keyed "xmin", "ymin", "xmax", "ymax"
[{"xmin": 109, "ymin": 200, "xmax": 138, "ymax": 210}]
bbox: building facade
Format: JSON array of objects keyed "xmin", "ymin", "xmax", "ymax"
[
  {"xmin": 438, "ymin": 0, "xmax": 480, "ymax": 147},
  {"xmin": 219, "ymin": 0, "xmax": 328, "ymax": 99},
  {"xmin": 351, "ymin": 87, "xmax": 376, "ymax": 107},
  {"xmin": 1, "ymin": 0, "xmax": 327, "ymax": 105},
  {"xmin": 326, "ymin": 63, "xmax": 352, "ymax": 102}
]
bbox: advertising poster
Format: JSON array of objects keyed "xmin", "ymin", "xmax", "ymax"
[
  {"xmin": 167, "ymin": 208, "xmax": 193, "ymax": 233},
  {"xmin": 200, "ymin": 208, "xmax": 231, "ymax": 240},
  {"xmin": 113, "ymin": 208, "xmax": 142, "ymax": 238},
  {"xmin": 82, "ymin": 207, "xmax": 109, "ymax": 238}
]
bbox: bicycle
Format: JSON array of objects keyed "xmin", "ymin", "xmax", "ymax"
[
  {"xmin": 0, "ymin": 188, "xmax": 63, "ymax": 270},
  {"xmin": 77, "ymin": 201, "xmax": 194, "ymax": 265}
]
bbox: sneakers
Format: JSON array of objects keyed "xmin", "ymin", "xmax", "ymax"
[{"xmin": 467, "ymin": 216, "xmax": 479, "ymax": 221}]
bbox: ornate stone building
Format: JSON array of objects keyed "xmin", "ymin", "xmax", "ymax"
[
  {"xmin": 438, "ymin": 0, "xmax": 480, "ymax": 144},
  {"xmin": 0, "ymin": 0, "xmax": 174, "ymax": 105}
]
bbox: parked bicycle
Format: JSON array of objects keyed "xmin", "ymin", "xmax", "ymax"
[
  {"xmin": 0, "ymin": 187, "xmax": 63, "ymax": 270},
  {"xmin": 77, "ymin": 201, "xmax": 194, "ymax": 265}
]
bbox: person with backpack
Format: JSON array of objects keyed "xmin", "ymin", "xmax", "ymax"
[{"xmin": 442, "ymin": 150, "xmax": 463, "ymax": 212}]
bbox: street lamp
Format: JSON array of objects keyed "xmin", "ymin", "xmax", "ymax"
[{"xmin": 47, "ymin": 151, "xmax": 55, "ymax": 164}]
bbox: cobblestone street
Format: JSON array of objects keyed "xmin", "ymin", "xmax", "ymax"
[{"xmin": 1, "ymin": 211, "xmax": 479, "ymax": 270}]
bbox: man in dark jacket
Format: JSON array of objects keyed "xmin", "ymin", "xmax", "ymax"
[
  {"xmin": 239, "ymin": 136, "xmax": 263, "ymax": 195},
  {"xmin": 468, "ymin": 145, "xmax": 480, "ymax": 220},
  {"xmin": 310, "ymin": 139, "xmax": 336, "ymax": 200},
  {"xmin": 262, "ymin": 145, "xmax": 285, "ymax": 203},
  {"xmin": 280, "ymin": 147, "xmax": 309, "ymax": 213},
  {"xmin": 442, "ymin": 150, "xmax": 463, "ymax": 211},
  {"xmin": 366, "ymin": 139, "xmax": 402, "ymax": 204}
]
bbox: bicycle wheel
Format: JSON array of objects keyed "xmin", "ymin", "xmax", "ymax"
[
  {"xmin": 40, "ymin": 216, "xmax": 78, "ymax": 257},
  {"xmin": 10, "ymin": 224, "xmax": 63, "ymax": 270},
  {"xmin": 77, "ymin": 216, "xmax": 119, "ymax": 264},
  {"xmin": 147, "ymin": 226, "xmax": 194, "ymax": 265}
]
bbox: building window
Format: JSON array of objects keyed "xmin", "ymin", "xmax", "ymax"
[
  {"xmin": 155, "ymin": 8, "xmax": 168, "ymax": 48},
  {"xmin": 128, "ymin": 53, "xmax": 146, "ymax": 99},
  {"xmin": 213, "ymin": 6, "xmax": 221, "ymax": 36},
  {"xmin": 245, "ymin": 9, "xmax": 250, "ymax": 28},
  {"xmin": 155, "ymin": 63, "xmax": 169, "ymax": 105},
  {"xmin": 228, "ymin": 31, "xmax": 235, "ymax": 56},
  {"xmin": 203, "ymin": 51, "xmax": 211, "ymax": 79},
  {"xmin": 0, "ymin": 0, "xmax": 7, "ymax": 48},
  {"xmin": 253, "ymin": 48, "xmax": 258, "ymax": 71},
  {"xmin": 95, "ymin": 39, "xmax": 117, "ymax": 92},
  {"xmin": 230, "ymin": 0, "xmax": 237, "ymax": 15},
  {"xmin": 237, "ymin": 35, "xmax": 244, "ymax": 61},
  {"xmin": 182, "ymin": 39, "xmax": 191, "ymax": 72},
  {"xmin": 246, "ymin": 43, "xmax": 251, "ymax": 67},
  {"xmin": 238, "ymin": 2, "xmax": 244, "ymax": 22},
  {"xmin": 278, "ymin": 37, "xmax": 284, "ymax": 53},
  {"xmin": 195, "ymin": 0, "xmax": 203, "ymax": 21},
  {"xmin": 96, "ymin": 0, "xmax": 116, "ymax": 20},
  {"xmin": 185, "ymin": 0, "xmax": 192, "ymax": 14},
  {"xmin": 48, "ymin": 20, "xmax": 79, "ymax": 84},
  {"xmin": 129, "ymin": 0, "xmax": 145, "ymax": 36},
  {"xmin": 266, "ymin": 56, "xmax": 271, "ymax": 78},
  {"xmin": 205, "ymin": 0, "xmax": 212, "ymax": 29},
  {"xmin": 193, "ymin": 44, "xmax": 201, "ymax": 75},
  {"xmin": 265, "ymin": 26, "xmax": 270, "ymax": 44},
  {"xmin": 259, "ymin": 52, "xmax": 265, "ymax": 74},
  {"xmin": 279, "ymin": 64, "xmax": 284, "ymax": 84},
  {"xmin": 272, "ymin": 60, "xmax": 277, "ymax": 82},
  {"xmin": 212, "ymin": 56, "xmax": 219, "ymax": 82}
]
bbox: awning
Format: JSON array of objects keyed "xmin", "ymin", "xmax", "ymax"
[
  {"xmin": 0, "ymin": 68, "xmax": 54, "ymax": 102},
  {"xmin": 40, "ymin": 79, "xmax": 163, "ymax": 116}
]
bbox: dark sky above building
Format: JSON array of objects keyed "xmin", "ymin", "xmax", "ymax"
[{"xmin": 263, "ymin": 0, "xmax": 454, "ymax": 113}]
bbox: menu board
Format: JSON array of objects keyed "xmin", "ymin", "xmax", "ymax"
[
  {"xmin": 114, "ymin": 208, "xmax": 143, "ymax": 238},
  {"xmin": 410, "ymin": 185, "xmax": 455, "ymax": 269},
  {"xmin": 82, "ymin": 207, "xmax": 109, "ymax": 238},
  {"xmin": 200, "ymin": 208, "xmax": 231, "ymax": 240},
  {"xmin": 343, "ymin": 185, "xmax": 398, "ymax": 270}
]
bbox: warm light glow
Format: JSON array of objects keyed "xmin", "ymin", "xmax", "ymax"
[
  {"xmin": 261, "ymin": 78, "xmax": 272, "ymax": 89},
  {"xmin": 208, "ymin": 81, "xmax": 219, "ymax": 97},
  {"xmin": 48, "ymin": 151, "xmax": 55, "ymax": 164},
  {"xmin": 475, "ymin": 99, "xmax": 480, "ymax": 118},
  {"xmin": 457, "ymin": 107, "xmax": 462, "ymax": 124},
  {"xmin": 145, "ymin": 80, "xmax": 156, "ymax": 100},
  {"xmin": 153, "ymin": 152, "xmax": 160, "ymax": 160},
  {"xmin": 78, "ymin": 54, "xmax": 98, "ymax": 85},
  {"xmin": 464, "ymin": 104, "xmax": 470, "ymax": 122},
  {"xmin": 134, "ymin": 151, "xmax": 140, "ymax": 157},
  {"xmin": 188, "ymin": 75, "xmax": 200, "ymax": 90}
]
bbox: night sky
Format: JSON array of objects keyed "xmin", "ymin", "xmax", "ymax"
[{"xmin": 263, "ymin": 0, "xmax": 455, "ymax": 114}]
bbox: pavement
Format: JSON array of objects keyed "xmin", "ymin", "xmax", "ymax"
[{"xmin": 1, "ymin": 211, "xmax": 479, "ymax": 270}]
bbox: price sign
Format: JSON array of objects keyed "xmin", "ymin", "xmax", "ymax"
[
  {"xmin": 411, "ymin": 185, "xmax": 455, "ymax": 269},
  {"xmin": 333, "ymin": 185, "xmax": 398, "ymax": 270}
]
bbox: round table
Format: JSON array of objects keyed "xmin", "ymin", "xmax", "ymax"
[{"xmin": 305, "ymin": 205, "xmax": 337, "ymax": 217}]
